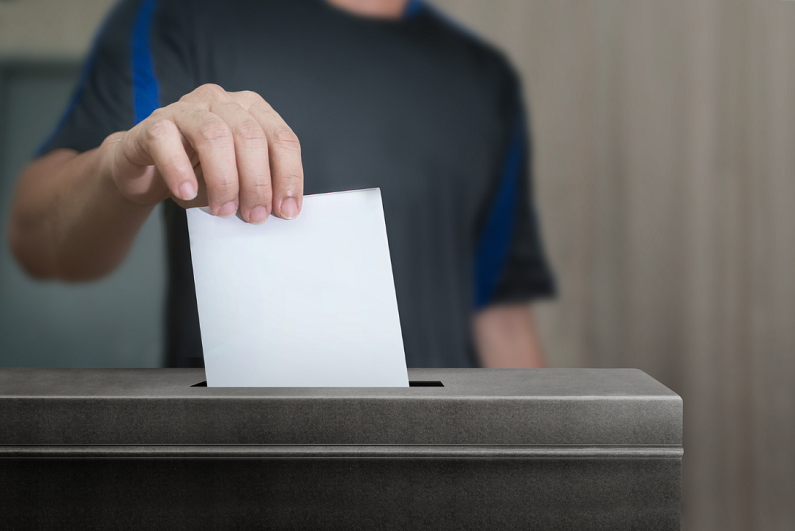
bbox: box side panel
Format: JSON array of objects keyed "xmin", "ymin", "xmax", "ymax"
[
  {"xmin": 1, "ymin": 456, "xmax": 681, "ymax": 531},
  {"xmin": 0, "ymin": 396, "xmax": 682, "ymax": 446}
]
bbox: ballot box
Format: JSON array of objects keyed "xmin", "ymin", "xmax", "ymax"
[{"xmin": 0, "ymin": 368, "xmax": 682, "ymax": 530}]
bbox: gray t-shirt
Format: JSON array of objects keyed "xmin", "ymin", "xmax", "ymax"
[{"xmin": 40, "ymin": 0, "xmax": 556, "ymax": 368}]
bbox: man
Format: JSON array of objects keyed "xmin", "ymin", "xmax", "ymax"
[{"xmin": 9, "ymin": 0, "xmax": 555, "ymax": 369}]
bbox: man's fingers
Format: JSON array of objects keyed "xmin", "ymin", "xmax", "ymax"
[
  {"xmin": 180, "ymin": 83, "xmax": 227, "ymax": 109},
  {"xmin": 124, "ymin": 85, "xmax": 302, "ymax": 222},
  {"xmin": 131, "ymin": 116, "xmax": 197, "ymax": 202},
  {"xmin": 246, "ymin": 98, "xmax": 304, "ymax": 220},
  {"xmin": 269, "ymin": 128, "xmax": 303, "ymax": 220},
  {"xmin": 172, "ymin": 107, "xmax": 239, "ymax": 217},
  {"xmin": 172, "ymin": 167, "xmax": 209, "ymax": 210},
  {"xmin": 208, "ymin": 100, "xmax": 272, "ymax": 224}
]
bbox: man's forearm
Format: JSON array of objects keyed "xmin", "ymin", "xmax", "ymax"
[
  {"xmin": 9, "ymin": 138, "xmax": 155, "ymax": 281},
  {"xmin": 473, "ymin": 304, "xmax": 547, "ymax": 368}
]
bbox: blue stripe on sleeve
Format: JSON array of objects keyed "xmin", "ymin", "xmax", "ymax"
[
  {"xmin": 473, "ymin": 116, "xmax": 525, "ymax": 310},
  {"xmin": 404, "ymin": 0, "xmax": 424, "ymax": 18},
  {"xmin": 34, "ymin": 0, "xmax": 125, "ymax": 157},
  {"xmin": 132, "ymin": 0, "xmax": 161, "ymax": 124}
]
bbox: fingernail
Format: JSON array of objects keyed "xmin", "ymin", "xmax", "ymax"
[
  {"xmin": 280, "ymin": 197, "xmax": 298, "ymax": 220},
  {"xmin": 249, "ymin": 206, "xmax": 269, "ymax": 224},
  {"xmin": 218, "ymin": 202, "xmax": 237, "ymax": 218},
  {"xmin": 179, "ymin": 182, "xmax": 197, "ymax": 201}
]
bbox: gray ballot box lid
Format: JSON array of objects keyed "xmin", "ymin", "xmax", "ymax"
[{"xmin": 0, "ymin": 368, "xmax": 681, "ymax": 447}]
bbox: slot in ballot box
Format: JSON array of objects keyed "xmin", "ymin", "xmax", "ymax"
[{"xmin": 0, "ymin": 368, "xmax": 682, "ymax": 530}]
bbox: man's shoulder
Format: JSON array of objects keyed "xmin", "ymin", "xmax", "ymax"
[{"xmin": 420, "ymin": 4, "xmax": 518, "ymax": 84}]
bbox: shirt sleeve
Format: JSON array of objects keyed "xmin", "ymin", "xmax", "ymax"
[
  {"xmin": 38, "ymin": 0, "xmax": 193, "ymax": 156},
  {"xmin": 472, "ymin": 68, "xmax": 556, "ymax": 310}
]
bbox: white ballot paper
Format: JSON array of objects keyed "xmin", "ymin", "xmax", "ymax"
[{"xmin": 186, "ymin": 188, "xmax": 409, "ymax": 387}]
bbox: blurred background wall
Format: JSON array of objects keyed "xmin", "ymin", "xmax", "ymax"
[
  {"xmin": 431, "ymin": 2, "xmax": 794, "ymax": 530},
  {"xmin": 1, "ymin": 0, "xmax": 793, "ymax": 529}
]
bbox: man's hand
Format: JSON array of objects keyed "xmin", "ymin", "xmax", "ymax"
[
  {"xmin": 107, "ymin": 84, "xmax": 303, "ymax": 223},
  {"xmin": 9, "ymin": 84, "xmax": 303, "ymax": 281}
]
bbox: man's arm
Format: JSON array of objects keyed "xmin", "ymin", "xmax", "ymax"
[
  {"xmin": 9, "ymin": 143, "xmax": 154, "ymax": 281},
  {"xmin": 473, "ymin": 304, "xmax": 547, "ymax": 368},
  {"xmin": 9, "ymin": 84, "xmax": 304, "ymax": 282}
]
